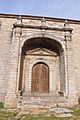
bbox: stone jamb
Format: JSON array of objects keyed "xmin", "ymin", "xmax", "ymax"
[{"xmin": 24, "ymin": 58, "xmax": 54, "ymax": 94}]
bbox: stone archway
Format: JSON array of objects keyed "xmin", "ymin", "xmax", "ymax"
[
  {"xmin": 18, "ymin": 37, "xmax": 65, "ymax": 95},
  {"xmin": 31, "ymin": 62, "xmax": 49, "ymax": 93}
]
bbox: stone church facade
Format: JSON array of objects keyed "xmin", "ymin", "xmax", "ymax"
[{"xmin": 0, "ymin": 13, "xmax": 80, "ymax": 108}]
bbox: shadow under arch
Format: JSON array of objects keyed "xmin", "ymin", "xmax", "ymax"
[
  {"xmin": 21, "ymin": 32, "xmax": 65, "ymax": 51},
  {"xmin": 22, "ymin": 37, "xmax": 63, "ymax": 56}
]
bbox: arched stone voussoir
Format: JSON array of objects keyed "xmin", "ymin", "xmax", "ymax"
[{"xmin": 21, "ymin": 32, "xmax": 65, "ymax": 51}]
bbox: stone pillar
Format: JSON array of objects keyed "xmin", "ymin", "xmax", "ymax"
[
  {"xmin": 5, "ymin": 27, "xmax": 22, "ymax": 108},
  {"xmin": 65, "ymin": 34, "xmax": 78, "ymax": 104},
  {"xmin": 24, "ymin": 58, "xmax": 30, "ymax": 93},
  {"xmin": 60, "ymin": 50, "xmax": 66, "ymax": 93},
  {"xmin": 63, "ymin": 47, "xmax": 68, "ymax": 97}
]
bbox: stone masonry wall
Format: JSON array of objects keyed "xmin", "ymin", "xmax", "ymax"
[
  {"xmin": 70, "ymin": 23, "xmax": 80, "ymax": 97},
  {"xmin": 0, "ymin": 17, "xmax": 17, "ymax": 102}
]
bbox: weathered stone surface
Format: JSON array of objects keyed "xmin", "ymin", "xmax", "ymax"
[
  {"xmin": 51, "ymin": 107, "xmax": 73, "ymax": 118},
  {"xmin": 51, "ymin": 107, "xmax": 73, "ymax": 113},
  {"xmin": 0, "ymin": 13, "xmax": 79, "ymax": 108},
  {"xmin": 55, "ymin": 113, "xmax": 73, "ymax": 117}
]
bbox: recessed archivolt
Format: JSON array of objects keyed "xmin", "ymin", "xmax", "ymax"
[{"xmin": 21, "ymin": 32, "xmax": 65, "ymax": 52}]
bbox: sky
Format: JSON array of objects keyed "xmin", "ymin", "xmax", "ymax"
[{"xmin": 0, "ymin": 0, "xmax": 80, "ymax": 20}]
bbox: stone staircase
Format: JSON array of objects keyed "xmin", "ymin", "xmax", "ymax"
[{"xmin": 17, "ymin": 93, "xmax": 71, "ymax": 110}]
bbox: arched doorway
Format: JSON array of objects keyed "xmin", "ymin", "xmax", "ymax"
[
  {"xmin": 31, "ymin": 62, "xmax": 49, "ymax": 93},
  {"xmin": 19, "ymin": 37, "xmax": 65, "ymax": 96}
]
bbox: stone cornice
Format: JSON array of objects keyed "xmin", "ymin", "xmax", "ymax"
[
  {"xmin": 0, "ymin": 13, "xmax": 80, "ymax": 25},
  {"xmin": 13, "ymin": 23, "xmax": 73, "ymax": 32}
]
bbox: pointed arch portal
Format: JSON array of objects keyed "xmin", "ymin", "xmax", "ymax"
[{"xmin": 31, "ymin": 62, "xmax": 49, "ymax": 93}]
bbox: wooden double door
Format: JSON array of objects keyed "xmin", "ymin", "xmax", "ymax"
[{"xmin": 31, "ymin": 62, "xmax": 49, "ymax": 93}]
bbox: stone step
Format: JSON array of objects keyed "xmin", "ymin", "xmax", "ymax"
[
  {"xmin": 19, "ymin": 98, "xmax": 67, "ymax": 103},
  {"xmin": 17, "ymin": 101, "xmax": 51, "ymax": 109},
  {"xmin": 17, "ymin": 96, "xmax": 70, "ymax": 109},
  {"xmin": 23, "ymin": 101, "xmax": 51, "ymax": 104},
  {"xmin": 17, "ymin": 104, "xmax": 50, "ymax": 109}
]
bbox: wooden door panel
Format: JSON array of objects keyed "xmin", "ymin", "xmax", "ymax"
[
  {"xmin": 31, "ymin": 64, "xmax": 39, "ymax": 92},
  {"xmin": 32, "ymin": 62, "xmax": 49, "ymax": 93},
  {"xmin": 41, "ymin": 64, "xmax": 49, "ymax": 93}
]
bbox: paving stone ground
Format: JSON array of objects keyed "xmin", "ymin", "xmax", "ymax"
[
  {"xmin": 51, "ymin": 107, "xmax": 73, "ymax": 117},
  {"xmin": 55, "ymin": 113, "xmax": 73, "ymax": 117}
]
